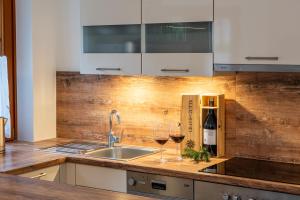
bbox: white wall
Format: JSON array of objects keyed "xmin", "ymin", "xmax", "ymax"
[
  {"xmin": 16, "ymin": 0, "xmax": 58, "ymax": 141},
  {"xmin": 16, "ymin": 0, "xmax": 81, "ymax": 141},
  {"xmin": 16, "ymin": 0, "xmax": 34, "ymax": 141},
  {"xmin": 32, "ymin": 0, "xmax": 58, "ymax": 141}
]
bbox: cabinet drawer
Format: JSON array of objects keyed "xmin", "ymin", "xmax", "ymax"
[
  {"xmin": 142, "ymin": 0, "xmax": 213, "ymax": 23},
  {"xmin": 142, "ymin": 53, "xmax": 213, "ymax": 76},
  {"xmin": 75, "ymin": 164, "xmax": 126, "ymax": 193},
  {"xmin": 20, "ymin": 165, "xmax": 60, "ymax": 182},
  {"xmin": 80, "ymin": 54, "xmax": 141, "ymax": 75},
  {"xmin": 83, "ymin": 25, "xmax": 141, "ymax": 54}
]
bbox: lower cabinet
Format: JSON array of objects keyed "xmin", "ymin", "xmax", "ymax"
[
  {"xmin": 60, "ymin": 163, "xmax": 76, "ymax": 185},
  {"xmin": 75, "ymin": 164, "xmax": 127, "ymax": 193},
  {"xmin": 20, "ymin": 165, "xmax": 60, "ymax": 182},
  {"xmin": 19, "ymin": 163, "xmax": 126, "ymax": 193}
]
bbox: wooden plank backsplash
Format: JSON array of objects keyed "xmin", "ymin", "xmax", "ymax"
[{"xmin": 57, "ymin": 72, "xmax": 300, "ymax": 164}]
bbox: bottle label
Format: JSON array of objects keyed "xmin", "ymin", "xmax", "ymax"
[{"xmin": 203, "ymin": 129, "xmax": 216, "ymax": 145}]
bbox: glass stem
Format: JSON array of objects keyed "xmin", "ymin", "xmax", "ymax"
[
  {"xmin": 177, "ymin": 143, "xmax": 180, "ymax": 157},
  {"xmin": 160, "ymin": 145, "xmax": 163, "ymax": 160}
]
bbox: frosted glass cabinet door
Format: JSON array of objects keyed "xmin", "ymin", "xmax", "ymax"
[
  {"xmin": 83, "ymin": 25, "xmax": 141, "ymax": 53},
  {"xmin": 144, "ymin": 22, "xmax": 212, "ymax": 53},
  {"xmin": 214, "ymin": 0, "xmax": 300, "ymax": 65},
  {"xmin": 80, "ymin": 0, "xmax": 141, "ymax": 25},
  {"xmin": 142, "ymin": 0, "xmax": 213, "ymax": 23}
]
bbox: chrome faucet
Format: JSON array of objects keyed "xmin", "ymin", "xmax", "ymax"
[{"xmin": 108, "ymin": 110, "xmax": 121, "ymax": 148}]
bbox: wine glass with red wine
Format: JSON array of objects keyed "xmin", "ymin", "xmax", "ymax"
[
  {"xmin": 153, "ymin": 125, "xmax": 169, "ymax": 163},
  {"xmin": 170, "ymin": 122, "xmax": 185, "ymax": 161}
]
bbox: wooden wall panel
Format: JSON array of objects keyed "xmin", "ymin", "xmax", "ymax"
[
  {"xmin": 233, "ymin": 73, "xmax": 300, "ymax": 163},
  {"xmin": 57, "ymin": 72, "xmax": 300, "ymax": 164},
  {"xmin": 57, "ymin": 73, "xmax": 236, "ymax": 149}
]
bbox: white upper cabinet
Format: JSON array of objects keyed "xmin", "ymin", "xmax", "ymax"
[
  {"xmin": 142, "ymin": 1, "xmax": 214, "ymax": 76},
  {"xmin": 142, "ymin": 0, "xmax": 213, "ymax": 23},
  {"xmin": 80, "ymin": 0, "xmax": 142, "ymax": 75},
  {"xmin": 142, "ymin": 21, "xmax": 213, "ymax": 76},
  {"xmin": 214, "ymin": 0, "xmax": 300, "ymax": 65},
  {"xmin": 80, "ymin": 0, "xmax": 141, "ymax": 25},
  {"xmin": 80, "ymin": 0, "xmax": 214, "ymax": 76}
]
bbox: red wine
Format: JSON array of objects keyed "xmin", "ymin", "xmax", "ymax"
[
  {"xmin": 155, "ymin": 138, "xmax": 169, "ymax": 145},
  {"xmin": 203, "ymin": 98, "xmax": 217, "ymax": 156},
  {"xmin": 170, "ymin": 135, "xmax": 185, "ymax": 143}
]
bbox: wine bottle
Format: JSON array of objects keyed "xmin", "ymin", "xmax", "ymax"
[{"xmin": 203, "ymin": 98, "xmax": 217, "ymax": 156}]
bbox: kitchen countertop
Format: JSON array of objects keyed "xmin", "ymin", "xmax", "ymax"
[
  {"xmin": 0, "ymin": 138, "xmax": 226, "ymax": 175},
  {"xmin": 1, "ymin": 138, "xmax": 300, "ymax": 197}
]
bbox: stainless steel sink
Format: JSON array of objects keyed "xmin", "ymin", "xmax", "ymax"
[{"xmin": 85, "ymin": 146, "xmax": 160, "ymax": 161}]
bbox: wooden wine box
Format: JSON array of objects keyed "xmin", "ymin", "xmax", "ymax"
[
  {"xmin": 180, "ymin": 95, "xmax": 201, "ymax": 152},
  {"xmin": 200, "ymin": 94, "xmax": 225, "ymax": 157},
  {"xmin": 180, "ymin": 94, "xmax": 225, "ymax": 158}
]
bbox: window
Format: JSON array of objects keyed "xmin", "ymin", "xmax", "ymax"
[
  {"xmin": 0, "ymin": 0, "xmax": 16, "ymax": 141},
  {"xmin": 0, "ymin": 0, "xmax": 3, "ymax": 53},
  {"xmin": 0, "ymin": 56, "xmax": 10, "ymax": 137}
]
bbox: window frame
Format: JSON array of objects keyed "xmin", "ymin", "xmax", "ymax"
[{"xmin": 1, "ymin": 0, "xmax": 16, "ymax": 141}]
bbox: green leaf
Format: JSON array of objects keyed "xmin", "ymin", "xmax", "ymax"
[{"xmin": 182, "ymin": 141, "xmax": 211, "ymax": 163}]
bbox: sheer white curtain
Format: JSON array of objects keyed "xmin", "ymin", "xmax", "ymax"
[{"xmin": 0, "ymin": 56, "xmax": 11, "ymax": 138}]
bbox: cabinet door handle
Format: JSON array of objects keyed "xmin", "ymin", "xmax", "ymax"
[
  {"xmin": 245, "ymin": 56, "xmax": 279, "ymax": 61},
  {"xmin": 96, "ymin": 67, "xmax": 121, "ymax": 71},
  {"xmin": 161, "ymin": 69, "xmax": 190, "ymax": 73},
  {"xmin": 30, "ymin": 173, "xmax": 47, "ymax": 179}
]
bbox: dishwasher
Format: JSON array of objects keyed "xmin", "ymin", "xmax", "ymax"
[{"xmin": 127, "ymin": 171, "xmax": 193, "ymax": 200}]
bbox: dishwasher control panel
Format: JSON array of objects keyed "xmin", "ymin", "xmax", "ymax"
[{"xmin": 127, "ymin": 171, "xmax": 193, "ymax": 200}]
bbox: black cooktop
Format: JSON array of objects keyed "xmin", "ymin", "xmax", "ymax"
[{"xmin": 200, "ymin": 157, "xmax": 300, "ymax": 185}]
